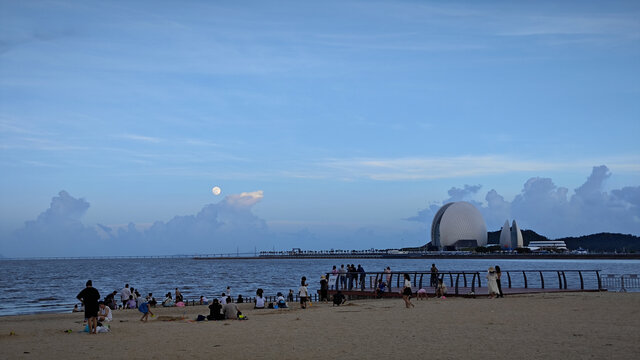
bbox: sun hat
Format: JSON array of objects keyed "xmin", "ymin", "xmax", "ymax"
[{"xmin": 488, "ymin": 267, "xmax": 495, "ymax": 271}]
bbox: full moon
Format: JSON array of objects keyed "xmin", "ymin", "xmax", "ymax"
[{"xmin": 212, "ymin": 186, "xmax": 221, "ymax": 195}]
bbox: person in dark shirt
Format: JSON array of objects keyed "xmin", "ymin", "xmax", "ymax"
[
  {"xmin": 207, "ymin": 298, "xmax": 224, "ymax": 320},
  {"xmin": 76, "ymin": 280, "xmax": 100, "ymax": 334},
  {"xmin": 332, "ymin": 290, "xmax": 346, "ymax": 306}
]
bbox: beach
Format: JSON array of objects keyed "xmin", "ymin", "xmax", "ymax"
[{"xmin": 1, "ymin": 292, "xmax": 638, "ymax": 359}]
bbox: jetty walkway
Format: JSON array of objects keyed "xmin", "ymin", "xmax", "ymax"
[{"xmin": 323, "ymin": 269, "xmax": 606, "ymax": 299}]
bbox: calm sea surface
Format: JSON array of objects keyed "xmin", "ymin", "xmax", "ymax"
[{"xmin": 1, "ymin": 258, "xmax": 639, "ymax": 316}]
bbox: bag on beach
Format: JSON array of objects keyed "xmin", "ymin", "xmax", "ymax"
[{"xmin": 196, "ymin": 315, "xmax": 206, "ymax": 321}]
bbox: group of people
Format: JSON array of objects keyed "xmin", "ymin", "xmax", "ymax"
[
  {"xmin": 486, "ymin": 266, "xmax": 504, "ymax": 298},
  {"xmin": 331, "ymin": 264, "xmax": 366, "ymax": 290}
]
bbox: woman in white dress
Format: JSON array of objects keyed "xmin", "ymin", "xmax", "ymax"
[{"xmin": 486, "ymin": 267, "xmax": 499, "ymax": 298}]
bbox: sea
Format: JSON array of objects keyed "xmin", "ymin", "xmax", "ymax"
[{"xmin": 1, "ymin": 257, "xmax": 639, "ymax": 317}]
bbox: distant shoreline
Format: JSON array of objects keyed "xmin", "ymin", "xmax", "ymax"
[
  {"xmin": 2, "ymin": 253, "xmax": 638, "ymax": 261},
  {"xmin": 195, "ymin": 253, "xmax": 640, "ymax": 260}
]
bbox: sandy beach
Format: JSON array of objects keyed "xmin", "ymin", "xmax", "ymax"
[{"xmin": 1, "ymin": 292, "xmax": 638, "ymax": 359}]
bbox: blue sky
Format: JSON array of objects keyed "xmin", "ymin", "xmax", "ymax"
[{"xmin": 1, "ymin": 0, "xmax": 639, "ymax": 257}]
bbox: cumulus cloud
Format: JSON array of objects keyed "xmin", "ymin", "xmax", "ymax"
[
  {"xmin": 10, "ymin": 191, "xmax": 101, "ymax": 256},
  {"xmin": 408, "ymin": 165, "xmax": 640, "ymax": 238},
  {"xmin": 5, "ymin": 190, "xmax": 268, "ymax": 257}
]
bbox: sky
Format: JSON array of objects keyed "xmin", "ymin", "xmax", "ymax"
[{"xmin": 0, "ymin": 0, "xmax": 639, "ymax": 257}]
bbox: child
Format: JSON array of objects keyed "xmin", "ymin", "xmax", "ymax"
[
  {"xmin": 417, "ymin": 288, "xmax": 428, "ymax": 300},
  {"xmin": 298, "ymin": 277, "xmax": 309, "ymax": 309},
  {"xmin": 139, "ymin": 300, "xmax": 154, "ymax": 321},
  {"xmin": 435, "ymin": 279, "xmax": 447, "ymax": 298}
]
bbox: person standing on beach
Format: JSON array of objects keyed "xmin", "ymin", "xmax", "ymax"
[
  {"xmin": 402, "ymin": 274, "xmax": 414, "ymax": 308},
  {"xmin": 430, "ymin": 264, "xmax": 439, "ymax": 288},
  {"xmin": 298, "ymin": 277, "xmax": 309, "ymax": 309},
  {"xmin": 320, "ymin": 275, "xmax": 328, "ymax": 302},
  {"xmin": 357, "ymin": 264, "xmax": 366, "ymax": 290},
  {"xmin": 77, "ymin": 280, "xmax": 100, "ymax": 334},
  {"xmin": 338, "ymin": 265, "xmax": 347, "ymax": 289},
  {"xmin": 495, "ymin": 265, "xmax": 504, "ymax": 298},
  {"xmin": 384, "ymin": 267, "xmax": 392, "ymax": 292},
  {"xmin": 487, "ymin": 267, "xmax": 499, "ymax": 298},
  {"xmin": 120, "ymin": 284, "xmax": 131, "ymax": 309}
]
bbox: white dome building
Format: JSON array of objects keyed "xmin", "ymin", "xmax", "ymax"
[
  {"xmin": 499, "ymin": 220, "xmax": 511, "ymax": 248},
  {"xmin": 431, "ymin": 202, "xmax": 488, "ymax": 250}
]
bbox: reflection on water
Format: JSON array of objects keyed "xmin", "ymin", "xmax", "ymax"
[{"xmin": 0, "ymin": 258, "xmax": 638, "ymax": 316}]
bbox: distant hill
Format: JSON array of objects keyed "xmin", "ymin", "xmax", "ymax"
[
  {"xmin": 558, "ymin": 233, "xmax": 640, "ymax": 252},
  {"xmin": 418, "ymin": 230, "xmax": 640, "ymax": 252}
]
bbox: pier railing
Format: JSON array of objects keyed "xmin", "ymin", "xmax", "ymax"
[
  {"xmin": 600, "ymin": 274, "xmax": 640, "ymax": 292},
  {"xmin": 325, "ymin": 270, "xmax": 604, "ymax": 295}
]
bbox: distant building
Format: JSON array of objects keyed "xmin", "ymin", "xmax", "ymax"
[
  {"xmin": 431, "ymin": 202, "xmax": 487, "ymax": 250},
  {"xmin": 527, "ymin": 241, "xmax": 568, "ymax": 252},
  {"xmin": 499, "ymin": 219, "xmax": 524, "ymax": 249}
]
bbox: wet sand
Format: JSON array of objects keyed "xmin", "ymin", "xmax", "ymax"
[{"xmin": 1, "ymin": 292, "xmax": 638, "ymax": 359}]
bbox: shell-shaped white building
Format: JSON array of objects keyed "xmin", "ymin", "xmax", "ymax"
[
  {"xmin": 499, "ymin": 220, "xmax": 511, "ymax": 248},
  {"xmin": 499, "ymin": 219, "xmax": 524, "ymax": 249},
  {"xmin": 511, "ymin": 220, "xmax": 524, "ymax": 248},
  {"xmin": 431, "ymin": 201, "xmax": 488, "ymax": 249}
]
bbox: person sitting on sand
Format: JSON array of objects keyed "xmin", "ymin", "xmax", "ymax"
[
  {"xmin": 97, "ymin": 301, "xmax": 112, "ymax": 322},
  {"xmin": 175, "ymin": 288, "xmax": 183, "ymax": 303},
  {"xmin": 223, "ymin": 297, "xmax": 240, "ymax": 319},
  {"xmin": 126, "ymin": 295, "xmax": 137, "ymax": 309},
  {"xmin": 435, "ymin": 279, "xmax": 447, "ymax": 298},
  {"xmin": 417, "ymin": 288, "xmax": 428, "ymax": 300},
  {"xmin": 104, "ymin": 291, "xmax": 118, "ymax": 310},
  {"xmin": 276, "ymin": 292, "xmax": 288, "ymax": 308},
  {"xmin": 72, "ymin": 304, "xmax": 83, "ymax": 312},
  {"xmin": 255, "ymin": 288, "xmax": 266, "ymax": 309},
  {"xmin": 162, "ymin": 292, "xmax": 174, "ymax": 307},
  {"xmin": 138, "ymin": 300, "xmax": 154, "ymax": 322},
  {"xmin": 199, "ymin": 296, "xmax": 208, "ymax": 305},
  {"xmin": 333, "ymin": 290, "xmax": 346, "ymax": 306},
  {"xmin": 236, "ymin": 294, "xmax": 244, "ymax": 303},
  {"xmin": 147, "ymin": 293, "xmax": 157, "ymax": 307},
  {"xmin": 219, "ymin": 293, "xmax": 227, "ymax": 305},
  {"xmin": 208, "ymin": 298, "xmax": 224, "ymax": 320}
]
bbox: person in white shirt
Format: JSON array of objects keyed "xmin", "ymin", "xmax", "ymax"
[
  {"xmin": 219, "ymin": 293, "xmax": 227, "ymax": 305},
  {"xmin": 298, "ymin": 277, "xmax": 309, "ymax": 309},
  {"xmin": 254, "ymin": 288, "xmax": 266, "ymax": 309},
  {"xmin": 97, "ymin": 301, "xmax": 112, "ymax": 322},
  {"xmin": 120, "ymin": 284, "xmax": 131, "ymax": 309}
]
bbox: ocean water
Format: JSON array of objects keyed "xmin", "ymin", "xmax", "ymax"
[{"xmin": 0, "ymin": 258, "xmax": 638, "ymax": 316}]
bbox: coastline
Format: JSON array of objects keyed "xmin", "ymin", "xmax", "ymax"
[{"xmin": 1, "ymin": 292, "xmax": 639, "ymax": 359}]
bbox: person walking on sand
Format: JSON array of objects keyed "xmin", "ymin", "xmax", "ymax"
[
  {"xmin": 298, "ymin": 277, "xmax": 309, "ymax": 309},
  {"xmin": 138, "ymin": 299, "xmax": 154, "ymax": 321},
  {"xmin": 402, "ymin": 274, "xmax": 414, "ymax": 308},
  {"xmin": 77, "ymin": 280, "xmax": 100, "ymax": 334},
  {"xmin": 487, "ymin": 267, "xmax": 499, "ymax": 298},
  {"xmin": 495, "ymin": 265, "xmax": 504, "ymax": 298}
]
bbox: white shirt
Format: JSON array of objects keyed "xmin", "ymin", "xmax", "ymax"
[
  {"xmin": 219, "ymin": 296, "xmax": 227, "ymax": 305},
  {"xmin": 120, "ymin": 287, "xmax": 131, "ymax": 301},
  {"xmin": 255, "ymin": 296, "xmax": 266, "ymax": 308},
  {"xmin": 298, "ymin": 285, "xmax": 308, "ymax": 297},
  {"xmin": 99, "ymin": 306, "xmax": 112, "ymax": 321}
]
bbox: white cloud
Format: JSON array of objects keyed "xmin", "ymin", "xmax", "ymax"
[
  {"xmin": 407, "ymin": 165, "xmax": 640, "ymax": 238},
  {"xmin": 320, "ymin": 155, "xmax": 640, "ymax": 181}
]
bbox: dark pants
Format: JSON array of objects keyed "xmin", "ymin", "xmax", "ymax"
[{"xmin": 496, "ymin": 279, "xmax": 504, "ymax": 297}]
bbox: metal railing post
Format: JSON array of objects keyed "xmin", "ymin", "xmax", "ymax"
[
  {"xmin": 540, "ymin": 271, "xmax": 545, "ymax": 289},
  {"xmin": 523, "ymin": 271, "xmax": 528, "ymax": 288},
  {"xmin": 507, "ymin": 272, "xmax": 512, "ymax": 288}
]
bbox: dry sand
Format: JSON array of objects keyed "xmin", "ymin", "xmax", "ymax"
[{"xmin": 1, "ymin": 292, "xmax": 639, "ymax": 359}]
